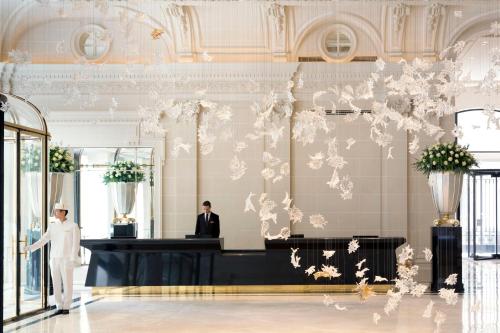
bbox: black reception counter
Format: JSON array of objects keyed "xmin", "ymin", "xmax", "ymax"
[{"xmin": 81, "ymin": 237, "xmax": 405, "ymax": 287}]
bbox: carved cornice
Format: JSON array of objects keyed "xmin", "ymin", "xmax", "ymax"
[{"xmin": 6, "ymin": 63, "xmax": 402, "ymax": 103}]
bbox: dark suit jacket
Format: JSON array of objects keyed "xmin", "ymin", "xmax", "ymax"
[{"xmin": 195, "ymin": 212, "xmax": 220, "ymax": 238}]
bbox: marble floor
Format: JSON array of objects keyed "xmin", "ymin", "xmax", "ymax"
[{"xmin": 4, "ymin": 259, "xmax": 499, "ymax": 333}]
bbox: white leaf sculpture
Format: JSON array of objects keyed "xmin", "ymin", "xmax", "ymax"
[
  {"xmin": 326, "ymin": 169, "xmax": 340, "ymax": 189},
  {"xmin": 171, "ymin": 137, "xmax": 192, "ymax": 158},
  {"xmin": 346, "ymin": 138, "xmax": 356, "ymax": 150},
  {"xmin": 355, "ymin": 268, "xmax": 369, "ymax": 278},
  {"xmin": 305, "ymin": 266, "xmax": 316, "ymax": 276},
  {"xmin": 288, "ymin": 205, "xmax": 303, "ymax": 224},
  {"xmin": 261, "ymin": 168, "xmax": 275, "ymax": 180},
  {"xmin": 422, "ymin": 248, "xmax": 432, "ymax": 262},
  {"xmin": 244, "ymin": 192, "xmax": 256, "ymax": 213},
  {"xmin": 282, "ymin": 192, "xmax": 292, "ymax": 211},
  {"xmin": 323, "ymin": 250, "xmax": 335, "ymax": 260},
  {"xmin": 309, "ymin": 214, "xmax": 328, "ymax": 229},
  {"xmin": 264, "ymin": 227, "xmax": 290, "ymax": 241},
  {"xmin": 308, "ymin": 152, "xmax": 324, "ymax": 170},
  {"xmin": 355, "ymin": 259, "xmax": 366, "ymax": 270},
  {"xmin": 229, "ymin": 155, "xmax": 247, "ymax": 180},
  {"xmin": 374, "ymin": 276, "xmax": 388, "ymax": 282},
  {"xmin": 438, "ymin": 288, "xmax": 458, "ymax": 305},
  {"xmin": 348, "ymin": 239, "xmax": 360, "ymax": 254},
  {"xmin": 290, "ymin": 248, "xmax": 301, "ymax": 268},
  {"xmin": 280, "ymin": 162, "xmax": 290, "ymax": 176},
  {"xmin": 313, "ymin": 264, "xmax": 341, "ymax": 280},
  {"xmin": 263, "ymin": 151, "xmax": 281, "ymax": 167},
  {"xmin": 444, "ymin": 273, "xmax": 458, "ymax": 286}
]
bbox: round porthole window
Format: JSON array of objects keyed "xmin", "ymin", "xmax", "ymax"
[
  {"xmin": 71, "ymin": 25, "xmax": 111, "ymax": 62},
  {"xmin": 319, "ymin": 24, "xmax": 357, "ymax": 63}
]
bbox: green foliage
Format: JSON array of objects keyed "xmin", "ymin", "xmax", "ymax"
[
  {"xmin": 21, "ymin": 144, "xmax": 41, "ymax": 172},
  {"xmin": 103, "ymin": 161, "xmax": 145, "ymax": 185},
  {"xmin": 50, "ymin": 146, "xmax": 75, "ymax": 173},
  {"xmin": 414, "ymin": 142, "xmax": 478, "ymax": 176}
]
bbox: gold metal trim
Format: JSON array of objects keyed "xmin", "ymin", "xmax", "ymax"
[
  {"xmin": 4, "ymin": 121, "xmax": 49, "ymax": 137},
  {"xmin": 92, "ymin": 285, "xmax": 392, "ymax": 295}
]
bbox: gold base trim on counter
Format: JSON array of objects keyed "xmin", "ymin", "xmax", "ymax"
[{"xmin": 92, "ymin": 284, "xmax": 392, "ymax": 295}]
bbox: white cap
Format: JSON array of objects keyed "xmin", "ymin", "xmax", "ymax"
[{"xmin": 53, "ymin": 202, "xmax": 69, "ymax": 211}]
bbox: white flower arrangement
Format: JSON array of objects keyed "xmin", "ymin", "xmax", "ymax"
[
  {"xmin": 103, "ymin": 161, "xmax": 145, "ymax": 184},
  {"xmin": 415, "ymin": 142, "xmax": 478, "ymax": 176},
  {"xmin": 49, "ymin": 146, "xmax": 75, "ymax": 173}
]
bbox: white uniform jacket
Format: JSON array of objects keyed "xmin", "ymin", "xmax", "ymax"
[{"xmin": 29, "ymin": 219, "xmax": 80, "ymax": 262}]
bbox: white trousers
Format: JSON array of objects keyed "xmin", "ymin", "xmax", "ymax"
[{"xmin": 50, "ymin": 258, "xmax": 74, "ymax": 310}]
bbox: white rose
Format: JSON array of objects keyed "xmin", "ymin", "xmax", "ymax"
[
  {"xmin": 444, "ymin": 161, "xmax": 448, "ymax": 165},
  {"xmin": 448, "ymin": 157, "xmax": 452, "ymax": 161}
]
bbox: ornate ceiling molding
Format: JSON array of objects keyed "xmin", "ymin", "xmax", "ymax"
[
  {"xmin": 387, "ymin": 2, "xmax": 410, "ymax": 58},
  {"xmin": 266, "ymin": 2, "xmax": 288, "ymax": 62},
  {"xmin": 162, "ymin": 3, "xmax": 194, "ymax": 62},
  {"xmin": 424, "ymin": 3, "xmax": 445, "ymax": 58},
  {"xmin": 1, "ymin": 1, "xmax": 499, "ymax": 63}
]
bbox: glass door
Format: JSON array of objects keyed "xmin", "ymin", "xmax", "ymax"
[
  {"xmin": 462, "ymin": 170, "xmax": 500, "ymax": 260},
  {"xmin": 3, "ymin": 129, "xmax": 46, "ymax": 322},
  {"xmin": 3, "ymin": 128, "xmax": 17, "ymax": 320},
  {"xmin": 19, "ymin": 133, "xmax": 45, "ymax": 314}
]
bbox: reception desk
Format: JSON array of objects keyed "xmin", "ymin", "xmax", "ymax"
[{"xmin": 81, "ymin": 237, "xmax": 405, "ymax": 290}]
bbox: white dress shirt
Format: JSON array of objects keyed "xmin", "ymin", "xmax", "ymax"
[{"xmin": 29, "ymin": 219, "xmax": 80, "ymax": 261}]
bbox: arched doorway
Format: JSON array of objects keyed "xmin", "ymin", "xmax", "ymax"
[
  {"xmin": 2, "ymin": 93, "xmax": 50, "ymax": 323},
  {"xmin": 456, "ymin": 109, "xmax": 500, "ymax": 260}
]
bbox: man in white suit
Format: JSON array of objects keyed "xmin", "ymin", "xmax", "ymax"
[{"xmin": 26, "ymin": 202, "xmax": 80, "ymax": 315}]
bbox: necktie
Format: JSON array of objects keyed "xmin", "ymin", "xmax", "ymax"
[{"xmin": 205, "ymin": 213, "xmax": 208, "ymax": 225}]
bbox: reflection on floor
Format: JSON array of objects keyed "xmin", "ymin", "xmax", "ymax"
[{"xmin": 4, "ymin": 259, "xmax": 499, "ymax": 333}]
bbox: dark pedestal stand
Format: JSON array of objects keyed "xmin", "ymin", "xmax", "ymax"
[
  {"xmin": 111, "ymin": 223, "xmax": 137, "ymax": 239},
  {"xmin": 431, "ymin": 226, "xmax": 464, "ymax": 293}
]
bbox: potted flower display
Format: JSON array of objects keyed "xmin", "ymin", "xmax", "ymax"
[
  {"xmin": 49, "ymin": 146, "xmax": 75, "ymax": 215},
  {"xmin": 103, "ymin": 161, "xmax": 145, "ymax": 226},
  {"xmin": 415, "ymin": 142, "xmax": 478, "ymax": 226}
]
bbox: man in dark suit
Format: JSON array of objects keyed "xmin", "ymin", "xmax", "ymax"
[{"xmin": 195, "ymin": 201, "xmax": 220, "ymax": 238}]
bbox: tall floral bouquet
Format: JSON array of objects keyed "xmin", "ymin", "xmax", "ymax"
[
  {"xmin": 50, "ymin": 146, "xmax": 75, "ymax": 173},
  {"xmin": 414, "ymin": 142, "xmax": 478, "ymax": 176},
  {"xmin": 103, "ymin": 161, "xmax": 145, "ymax": 184}
]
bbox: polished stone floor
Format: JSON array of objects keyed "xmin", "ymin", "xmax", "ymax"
[{"xmin": 4, "ymin": 259, "xmax": 499, "ymax": 333}]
